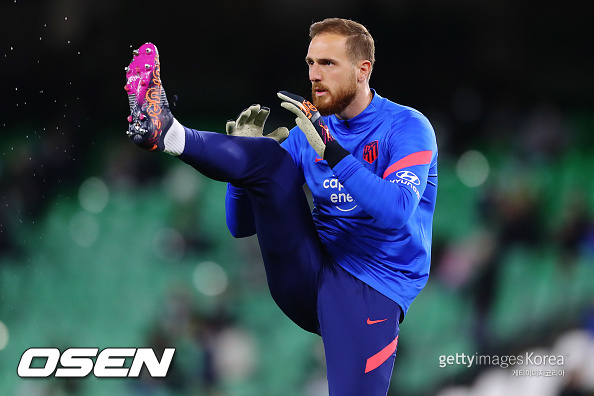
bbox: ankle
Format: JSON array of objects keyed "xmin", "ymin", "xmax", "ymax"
[{"xmin": 163, "ymin": 119, "xmax": 185, "ymax": 156}]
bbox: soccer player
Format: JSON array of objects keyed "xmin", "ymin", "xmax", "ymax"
[{"xmin": 124, "ymin": 18, "xmax": 438, "ymax": 396}]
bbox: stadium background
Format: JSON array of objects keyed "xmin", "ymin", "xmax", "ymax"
[{"xmin": 1, "ymin": 0, "xmax": 594, "ymax": 395}]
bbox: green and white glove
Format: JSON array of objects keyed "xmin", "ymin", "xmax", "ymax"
[
  {"xmin": 226, "ymin": 104, "xmax": 289, "ymax": 143},
  {"xmin": 277, "ymin": 91, "xmax": 349, "ymax": 167}
]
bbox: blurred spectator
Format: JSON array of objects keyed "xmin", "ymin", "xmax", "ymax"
[
  {"xmin": 435, "ymin": 228, "xmax": 497, "ymax": 291},
  {"xmin": 131, "ymin": 284, "xmax": 257, "ymax": 395},
  {"xmin": 521, "ymin": 102, "xmax": 570, "ymax": 164},
  {"xmin": 554, "ymin": 191, "xmax": 594, "ymax": 269}
]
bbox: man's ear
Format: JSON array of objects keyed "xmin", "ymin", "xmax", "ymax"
[{"xmin": 357, "ymin": 60, "xmax": 372, "ymax": 82}]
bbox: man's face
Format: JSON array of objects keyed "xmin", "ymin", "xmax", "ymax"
[{"xmin": 306, "ymin": 33, "xmax": 358, "ymax": 117}]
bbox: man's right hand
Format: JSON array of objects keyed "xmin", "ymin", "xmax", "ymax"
[
  {"xmin": 226, "ymin": 104, "xmax": 289, "ymax": 143},
  {"xmin": 277, "ymin": 91, "xmax": 349, "ymax": 168}
]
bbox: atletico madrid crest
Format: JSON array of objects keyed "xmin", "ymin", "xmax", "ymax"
[{"xmin": 363, "ymin": 140, "xmax": 379, "ymax": 164}]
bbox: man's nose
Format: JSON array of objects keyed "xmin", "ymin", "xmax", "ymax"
[{"xmin": 309, "ymin": 64, "xmax": 322, "ymax": 82}]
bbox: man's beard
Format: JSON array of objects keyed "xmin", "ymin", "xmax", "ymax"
[{"xmin": 311, "ymin": 78, "xmax": 357, "ymax": 117}]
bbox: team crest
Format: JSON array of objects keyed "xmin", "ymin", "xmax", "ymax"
[{"xmin": 363, "ymin": 140, "xmax": 379, "ymax": 164}]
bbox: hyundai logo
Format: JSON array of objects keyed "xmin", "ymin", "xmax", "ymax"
[{"xmin": 396, "ymin": 170, "xmax": 420, "ymax": 185}]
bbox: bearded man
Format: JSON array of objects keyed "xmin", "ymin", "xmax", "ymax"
[{"xmin": 124, "ymin": 17, "xmax": 438, "ymax": 396}]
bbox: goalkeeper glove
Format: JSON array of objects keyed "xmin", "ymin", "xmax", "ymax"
[
  {"xmin": 226, "ymin": 104, "xmax": 289, "ymax": 143},
  {"xmin": 277, "ymin": 91, "xmax": 349, "ymax": 167}
]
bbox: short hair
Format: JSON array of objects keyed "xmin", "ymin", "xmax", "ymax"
[{"xmin": 309, "ymin": 18, "xmax": 375, "ymax": 69}]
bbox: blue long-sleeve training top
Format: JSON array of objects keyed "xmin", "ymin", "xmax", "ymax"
[{"xmin": 227, "ymin": 90, "xmax": 438, "ymax": 318}]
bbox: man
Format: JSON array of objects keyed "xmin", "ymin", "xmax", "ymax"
[{"xmin": 125, "ymin": 18, "xmax": 437, "ymax": 396}]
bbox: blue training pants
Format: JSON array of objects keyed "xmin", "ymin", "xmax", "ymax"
[{"xmin": 179, "ymin": 127, "xmax": 401, "ymax": 396}]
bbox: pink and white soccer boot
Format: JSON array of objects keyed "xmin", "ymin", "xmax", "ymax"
[{"xmin": 124, "ymin": 43, "xmax": 173, "ymax": 151}]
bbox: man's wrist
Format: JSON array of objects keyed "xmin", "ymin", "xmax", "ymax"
[{"xmin": 324, "ymin": 140, "xmax": 350, "ymax": 168}]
